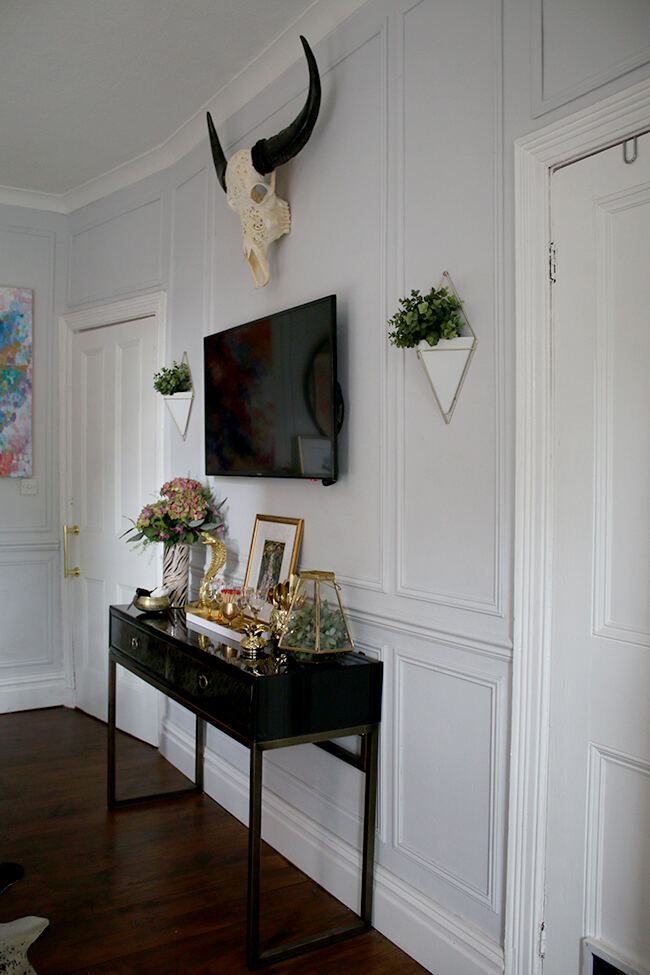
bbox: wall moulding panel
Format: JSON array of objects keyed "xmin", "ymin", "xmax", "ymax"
[
  {"xmin": 532, "ymin": 0, "xmax": 650, "ymax": 117},
  {"xmin": 0, "ymin": 555, "xmax": 55, "ymax": 670},
  {"xmin": 171, "ymin": 162, "xmax": 210, "ymax": 330},
  {"xmin": 68, "ymin": 194, "xmax": 165, "ymax": 307},
  {"xmin": 394, "ymin": 0, "xmax": 506, "ymax": 619},
  {"xmin": 0, "ymin": 542, "xmax": 59, "ymax": 552},
  {"xmin": 394, "ymin": 650, "xmax": 503, "ymax": 912},
  {"xmin": 348, "ymin": 605, "xmax": 513, "ymax": 663},
  {"xmin": 169, "ymin": 162, "xmax": 209, "ymax": 468},
  {"xmin": 0, "ymin": 549, "xmax": 68, "ymax": 715}
]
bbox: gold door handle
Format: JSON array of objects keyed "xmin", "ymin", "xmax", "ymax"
[{"xmin": 63, "ymin": 524, "xmax": 80, "ymax": 578}]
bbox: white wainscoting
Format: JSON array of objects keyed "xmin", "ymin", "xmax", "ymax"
[
  {"xmin": 156, "ymin": 599, "xmax": 509, "ymax": 973},
  {"xmin": 0, "ymin": 547, "xmax": 72, "ymax": 712},
  {"xmin": 159, "ymin": 684, "xmax": 505, "ymax": 975},
  {"xmin": 394, "ymin": 652, "xmax": 502, "ymax": 911}
]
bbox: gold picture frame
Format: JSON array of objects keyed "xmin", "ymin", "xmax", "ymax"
[{"xmin": 243, "ymin": 515, "xmax": 304, "ymax": 623}]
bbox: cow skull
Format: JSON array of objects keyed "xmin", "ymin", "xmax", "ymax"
[
  {"xmin": 224, "ymin": 150, "xmax": 291, "ymax": 288},
  {"xmin": 207, "ymin": 36, "xmax": 321, "ymax": 288}
]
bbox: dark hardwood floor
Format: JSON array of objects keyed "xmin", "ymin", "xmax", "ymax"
[{"xmin": 0, "ymin": 708, "xmax": 428, "ymax": 974}]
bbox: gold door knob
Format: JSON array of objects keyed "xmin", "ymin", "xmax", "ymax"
[{"xmin": 63, "ymin": 525, "xmax": 80, "ymax": 579}]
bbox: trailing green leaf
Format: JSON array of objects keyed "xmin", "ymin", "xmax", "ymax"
[
  {"xmin": 153, "ymin": 360, "xmax": 192, "ymax": 395},
  {"xmin": 281, "ymin": 599, "xmax": 350, "ymax": 652},
  {"xmin": 387, "ymin": 285, "xmax": 463, "ymax": 349}
]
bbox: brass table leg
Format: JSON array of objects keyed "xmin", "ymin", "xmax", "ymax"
[
  {"xmin": 107, "ymin": 657, "xmax": 117, "ymax": 808},
  {"xmin": 246, "ymin": 727, "xmax": 379, "ymax": 970},
  {"xmin": 246, "ymin": 744, "xmax": 263, "ymax": 969},
  {"xmin": 195, "ymin": 717, "xmax": 206, "ymax": 792},
  {"xmin": 107, "ymin": 653, "xmax": 204, "ymax": 809},
  {"xmin": 360, "ymin": 724, "xmax": 379, "ymax": 924}
]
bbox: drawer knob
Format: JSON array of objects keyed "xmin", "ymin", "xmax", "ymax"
[
  {"xmin": 131, "ymin": 636, "xmax": 141, "ymax": 650},
  {"xmin": 198, "ymin": 674, "xmax": 208, "ymax": 690}
]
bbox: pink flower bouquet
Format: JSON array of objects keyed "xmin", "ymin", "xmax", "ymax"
[{"xmin": 123, "ymin": 477, "xmax": 225, "ymax": 548}]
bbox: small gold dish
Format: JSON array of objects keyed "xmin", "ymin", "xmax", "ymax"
[{"xmin": 134, "ymin": 594, "xmax": 171, "ymax": 612}]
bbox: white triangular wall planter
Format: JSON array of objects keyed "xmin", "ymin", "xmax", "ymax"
[
  {"xmin": 164, "ymin": 391, "xmax": 194, "ymax": 440},
  {"xmin": 417, "ymin": 335, "xmax": 476, "ymax": 424}
]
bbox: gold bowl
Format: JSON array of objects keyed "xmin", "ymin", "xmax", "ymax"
[{"xmin": 134, "ymin": 593, "xmax": 171, "ymax": 612}]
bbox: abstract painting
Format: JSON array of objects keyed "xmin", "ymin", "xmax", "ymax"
[{"xmin": 0, "ymin": 287, "xmax": 33, "ymax": 477}]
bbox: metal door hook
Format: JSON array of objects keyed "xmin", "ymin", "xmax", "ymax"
[{"xmin": 623, "ymin": 137, "xmax": 638, "ymax": 164}]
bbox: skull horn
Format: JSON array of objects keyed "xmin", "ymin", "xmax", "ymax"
[
  {"xmin": 206, "ymin": 111, "xmax": 227, "ymax": 192},
  {"xmin": 206, "ymin": 35, "xmax": 321, "ymax": 192},
  {"xmin": 251, "ymin": 36, "xmax": 321, "ymax": 176}
]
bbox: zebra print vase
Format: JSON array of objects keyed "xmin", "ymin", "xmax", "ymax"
[{"xmin": 162, "ymin": 543, "xmax": 190, "ymax": 607}]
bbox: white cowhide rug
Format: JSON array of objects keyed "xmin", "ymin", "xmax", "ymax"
[{"xmin": 0, "ymin": 916, "xmax": 48, "ymax": 975}]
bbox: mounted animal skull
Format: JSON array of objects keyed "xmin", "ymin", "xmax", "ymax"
[{"xmin": 207, "ymin": 36, "xmax": 321, "ymax": 288}]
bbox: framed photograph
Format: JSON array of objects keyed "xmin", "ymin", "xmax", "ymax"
[{"xmin": 243, "ymin": 514, "xmax": 304, "ymax": 623}]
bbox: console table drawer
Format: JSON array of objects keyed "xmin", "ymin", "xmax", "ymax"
[
  {"xmin": 110, "ymin": 615, "xmax": 168, "ymax": 678},
  {"xmin": 165, "ymin": 651, "xmax": 253, "ymax": 735}
]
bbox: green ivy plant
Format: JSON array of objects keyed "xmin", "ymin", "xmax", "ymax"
[
  {"xmin": 387, "ymin": 285, "xmax": 463, "ymax": 349},
  {"xmin": 281, "ymin": 599, "xmax": 350, "ymax": 652},
  {"xmin": 153, "ymin": 360, "xmax": 192, "ymax": 395}
]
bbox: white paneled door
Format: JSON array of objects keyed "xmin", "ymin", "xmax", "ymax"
[
  {"xmin": 69, "ymin": 314, "xmax": 161, "ymax": 744},
  {"xmin": 544, "ymin": 135, "xmax": 650, "ymax": 973}
]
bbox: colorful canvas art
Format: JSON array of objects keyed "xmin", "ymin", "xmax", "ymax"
[{"xmin": 0, "ymin": 287, "xmax": 33, "ymax": 477}]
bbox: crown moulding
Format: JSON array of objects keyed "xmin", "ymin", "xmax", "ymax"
[{"xmin": 0, "ymin": 0, "xmax": 368, "ymax": 216}]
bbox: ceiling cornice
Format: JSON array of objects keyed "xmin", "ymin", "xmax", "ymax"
[{"xmin": 0, "ymin": 0, "xmax": 367, "ymax": 216}]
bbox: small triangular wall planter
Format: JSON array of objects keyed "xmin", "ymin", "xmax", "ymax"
[
  {"xmin": 164, "ymin": 391, "xmax": 194, "ymax": 440},
  {"xmin": 417, "ymin": 335, "xmax": 476, "ymax": 424}
]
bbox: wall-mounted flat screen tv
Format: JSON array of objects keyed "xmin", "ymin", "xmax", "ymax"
[{"xmin": 204, "ymin": 295, "xmax": 339, "ymax": 484}]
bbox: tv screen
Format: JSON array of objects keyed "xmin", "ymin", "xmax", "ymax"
[{"xmin": 204, "ymin": 295, "xmax": 338, "ymax": 484}]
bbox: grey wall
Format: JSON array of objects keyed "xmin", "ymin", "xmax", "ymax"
[{"xmin": 2, "ymin": 0, "xmax": 648, "ymax": 972}]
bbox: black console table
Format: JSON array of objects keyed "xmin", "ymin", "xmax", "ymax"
[{"xmin": 107, "ymin": 604, "xmax": 383, "ymax": 970}]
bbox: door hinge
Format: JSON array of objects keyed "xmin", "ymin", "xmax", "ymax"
[
  {"xmin": 548, "ymin": 242, "xmax": 557, "ymax": 284},
  {"xmin": 538, "ymin": 920, "xmax": 546, "ymax": 959}
]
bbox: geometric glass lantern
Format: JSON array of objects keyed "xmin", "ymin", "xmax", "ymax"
[{"xmin": 277, "ymin": 570, "xmax": 354, "ymax": 654}]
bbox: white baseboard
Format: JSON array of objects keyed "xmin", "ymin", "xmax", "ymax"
[
  {"xmin": 0, "ymin": 677, "xmax": 75, "ymax": 714},
  {"xmin": 160, "ymin": 715, "xmax": 504, "ymax": 975}
]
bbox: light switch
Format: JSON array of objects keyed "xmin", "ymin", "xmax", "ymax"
[{"xmin": 20, "ymin": 477, "xmax": 38, "ymax": 496}]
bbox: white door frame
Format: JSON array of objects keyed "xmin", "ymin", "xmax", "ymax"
[
  {"xmin": 506, "ymin": 79, "xmax": 650, "ymax": 975},
  {"xmin": 58, "ymin": 291, "xmax": 167, "ymax": 706}
]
